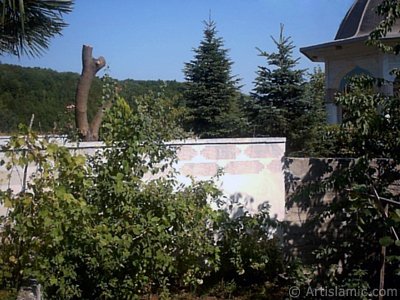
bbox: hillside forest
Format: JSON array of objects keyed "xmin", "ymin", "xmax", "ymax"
[{"xmin": 0, "ymin": 63, "xmax": 184, "ymax": 135}]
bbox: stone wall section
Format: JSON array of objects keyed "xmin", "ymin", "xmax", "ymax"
[
  {"xmin": 173, "ymin": 138, "xmax": 286, "ymax": 219},
  {"xmin": 283, "ymin": 157, "xmax": 360, "ymax": 262},
  {"xmin": 0, "ymin": 137, "xmax": 286, "ymax": 220}
]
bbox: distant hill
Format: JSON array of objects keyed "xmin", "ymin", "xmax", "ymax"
[{"xmin": 0, "ymin": 64, "xmax": 184, "ymax": 134}]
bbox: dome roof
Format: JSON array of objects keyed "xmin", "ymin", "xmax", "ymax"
[{"xmin": 335, "ymin": 0, "xmax": 400, "ymax": 40}]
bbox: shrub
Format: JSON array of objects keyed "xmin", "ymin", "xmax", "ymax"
[
  {"xmin": 0, "ymin": 93, "xmax": 288, "ymax": 299},
  {"xmin": 0, "ymin": 96, "xmax": 221, "ymax": 299}
]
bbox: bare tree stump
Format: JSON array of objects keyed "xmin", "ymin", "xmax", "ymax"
[{"xmin": 75, "ymin": 45, "xmax": 106, "ymax": 141}]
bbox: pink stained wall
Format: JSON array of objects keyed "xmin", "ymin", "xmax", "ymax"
[{"xmin": 0, "ymin": 137, "xmax": 286, "ymax": 220}]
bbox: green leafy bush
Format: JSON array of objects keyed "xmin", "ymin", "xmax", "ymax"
[
  {"xmin": 202, "ymin": 198, "xmax": 285, "ymax": 299},
  {"xmin": 0, "ymin": 95, "xmax": 222, "ymax": 299},
  {"xmin": 0, "ymin": 91, "xmax": 288, "ymax": 299},
  {"xmin": 287, "ymin": 75, "xmax": 400, "ymax": 298}
]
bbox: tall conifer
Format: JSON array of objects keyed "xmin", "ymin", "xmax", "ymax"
[
  {"xmin": 184, "ymin": 19, "xmax": 242, "ymax": 138},
  {"xmin": 250, "ymin": 25, "xmax": 327, "ymax": 154},
  {"xmin": 250, "ymin": 24, "xmax": 305, "ymax": 142}
]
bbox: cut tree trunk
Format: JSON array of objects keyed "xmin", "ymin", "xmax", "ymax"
[{"xmin": 75, "ymin": 45, "xmax": 107, "ymax": 141}]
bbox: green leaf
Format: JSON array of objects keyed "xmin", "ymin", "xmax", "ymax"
[
  {"xmin": 379, "ymin": 236, "xmax": 394, "ymax": 247},
  {"xmin": 4, "ymin": 198, "xmax": 12, "ymax": 208},
  {"xmin": 49, "ymin": 276, "xmax": 58, "ymax": 286}
]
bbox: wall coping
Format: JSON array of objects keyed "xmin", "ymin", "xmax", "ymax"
[{"xmin": 0, "ymin": 136, "xmax": 286, "ymax": 150}]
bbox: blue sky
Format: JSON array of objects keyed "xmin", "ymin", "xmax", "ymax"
[{"xmin": 0, "ymin": 0, "xmax": 355, "ymax": 93}]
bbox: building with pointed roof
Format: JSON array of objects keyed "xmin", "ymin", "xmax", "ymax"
[{"xmin": 301, "ymin": 0, "xmax": 400, "ymax": 123}]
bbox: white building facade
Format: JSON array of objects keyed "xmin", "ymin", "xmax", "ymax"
[{"xmin": 301, "ymin": 0, "xmax": 400, "ymax": 124}]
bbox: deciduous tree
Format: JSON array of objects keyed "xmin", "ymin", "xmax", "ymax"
[{"xmin": 368, "ymin": 0, "xmax": 400, "ymax": 54}]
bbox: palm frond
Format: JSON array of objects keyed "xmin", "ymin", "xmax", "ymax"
[{"xmin": 0, "ymin": 0, "xmax": 74, "ymax": 57}]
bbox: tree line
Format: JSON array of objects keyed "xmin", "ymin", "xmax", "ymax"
[
  {"xmin": 1, "ymin": 0, "xmax": 328, "ymax": 155},
  {"xmin": 183, "ymin": 20, "xmax": 326, "ymax": 155},
  {"xmin": 0, "ymin": 19, "xmax": 326, "ymax": 156},
  {"xmin": 0, "ymin": 63, "xmax": 185, "ymax": 134}
]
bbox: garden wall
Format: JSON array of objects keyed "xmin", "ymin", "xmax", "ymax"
[
  {"xmin": 283, "ymin": 157, "xmax": 354, "ymax": 262},
  {"xmin": 0, "ymin": 137, "xmax": 286, "ymax": 220}
]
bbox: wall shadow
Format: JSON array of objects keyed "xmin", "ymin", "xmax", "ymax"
[{"xmin": 283, "ymin": 157, "xmax": 353, "ymax": 264}]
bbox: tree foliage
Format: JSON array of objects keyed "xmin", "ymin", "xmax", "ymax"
[
  {"xmin": 250, "ymin": 24, "xmax": 305, "ymax": 138},
  {"xmin": 368, "ymin": 0, "xmax": 400, "ymax": 54},
  {"xmin": 290, "ymin": 67, "xmax": 327, "ymax": 156},
  {"xmin": 0, "ymin": 0, "xmax": 73, "ymax": 57},
  {"xmin": 0, "ymin": 91, "xmax": 285, "ymax": 299},
  {"xmin": 288, "ymin": 75, "xmax": 400, "ymax": 298},
  {"xmin": 210, "ymin": 200, "xmax": 284, "ymax": 298},
  {"xmin": 183, "ymin": 19, "xmax": 244, "ymax": 138},
  {"xmin": 0, "ymin": 94, "xmax": 221, "ymax": 298},
  {"xmin": 0, "ymin": 63, "xmax": 185, "ymax": 134},
  {"xmin": 250, "ymin": 25, "xmax": 325, "ymax": 154}
]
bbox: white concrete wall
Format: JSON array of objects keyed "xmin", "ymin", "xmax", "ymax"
[{"xmin": 0, "ymin": 137, "xmax": 286, "ymax": 220}]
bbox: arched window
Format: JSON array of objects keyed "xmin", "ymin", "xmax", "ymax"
[
  {"xmin": 339, "ymin": 66, "xmax": 373, "ymax": 93},
  {"xmin": 336, "ymin": 67, "xmax": 373, "ymax": 123}
]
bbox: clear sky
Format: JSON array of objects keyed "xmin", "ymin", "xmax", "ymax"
[{"xmin": 0, "ymin": 0, "xmax": 355, "ymax": 93}]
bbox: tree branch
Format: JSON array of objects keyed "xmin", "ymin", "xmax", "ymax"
[{"xmin": 89, "ymin": 100, "xmax": 113, "ymax": 141}]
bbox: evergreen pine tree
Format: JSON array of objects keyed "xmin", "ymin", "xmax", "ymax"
[
  {"xmin": 293, "ymin": 67, "xmax": 328, "ymax": 156},
  {"xmin": 251, "ymin": 24, "xmax": 305, "ymax": 136},
  {"xmin": 183, "ymin": 19, "xmax": 243, "ymax": 138},
  {"xmin": 250, "ymin": 24, "xmax": 307, "ymax": 152}
]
